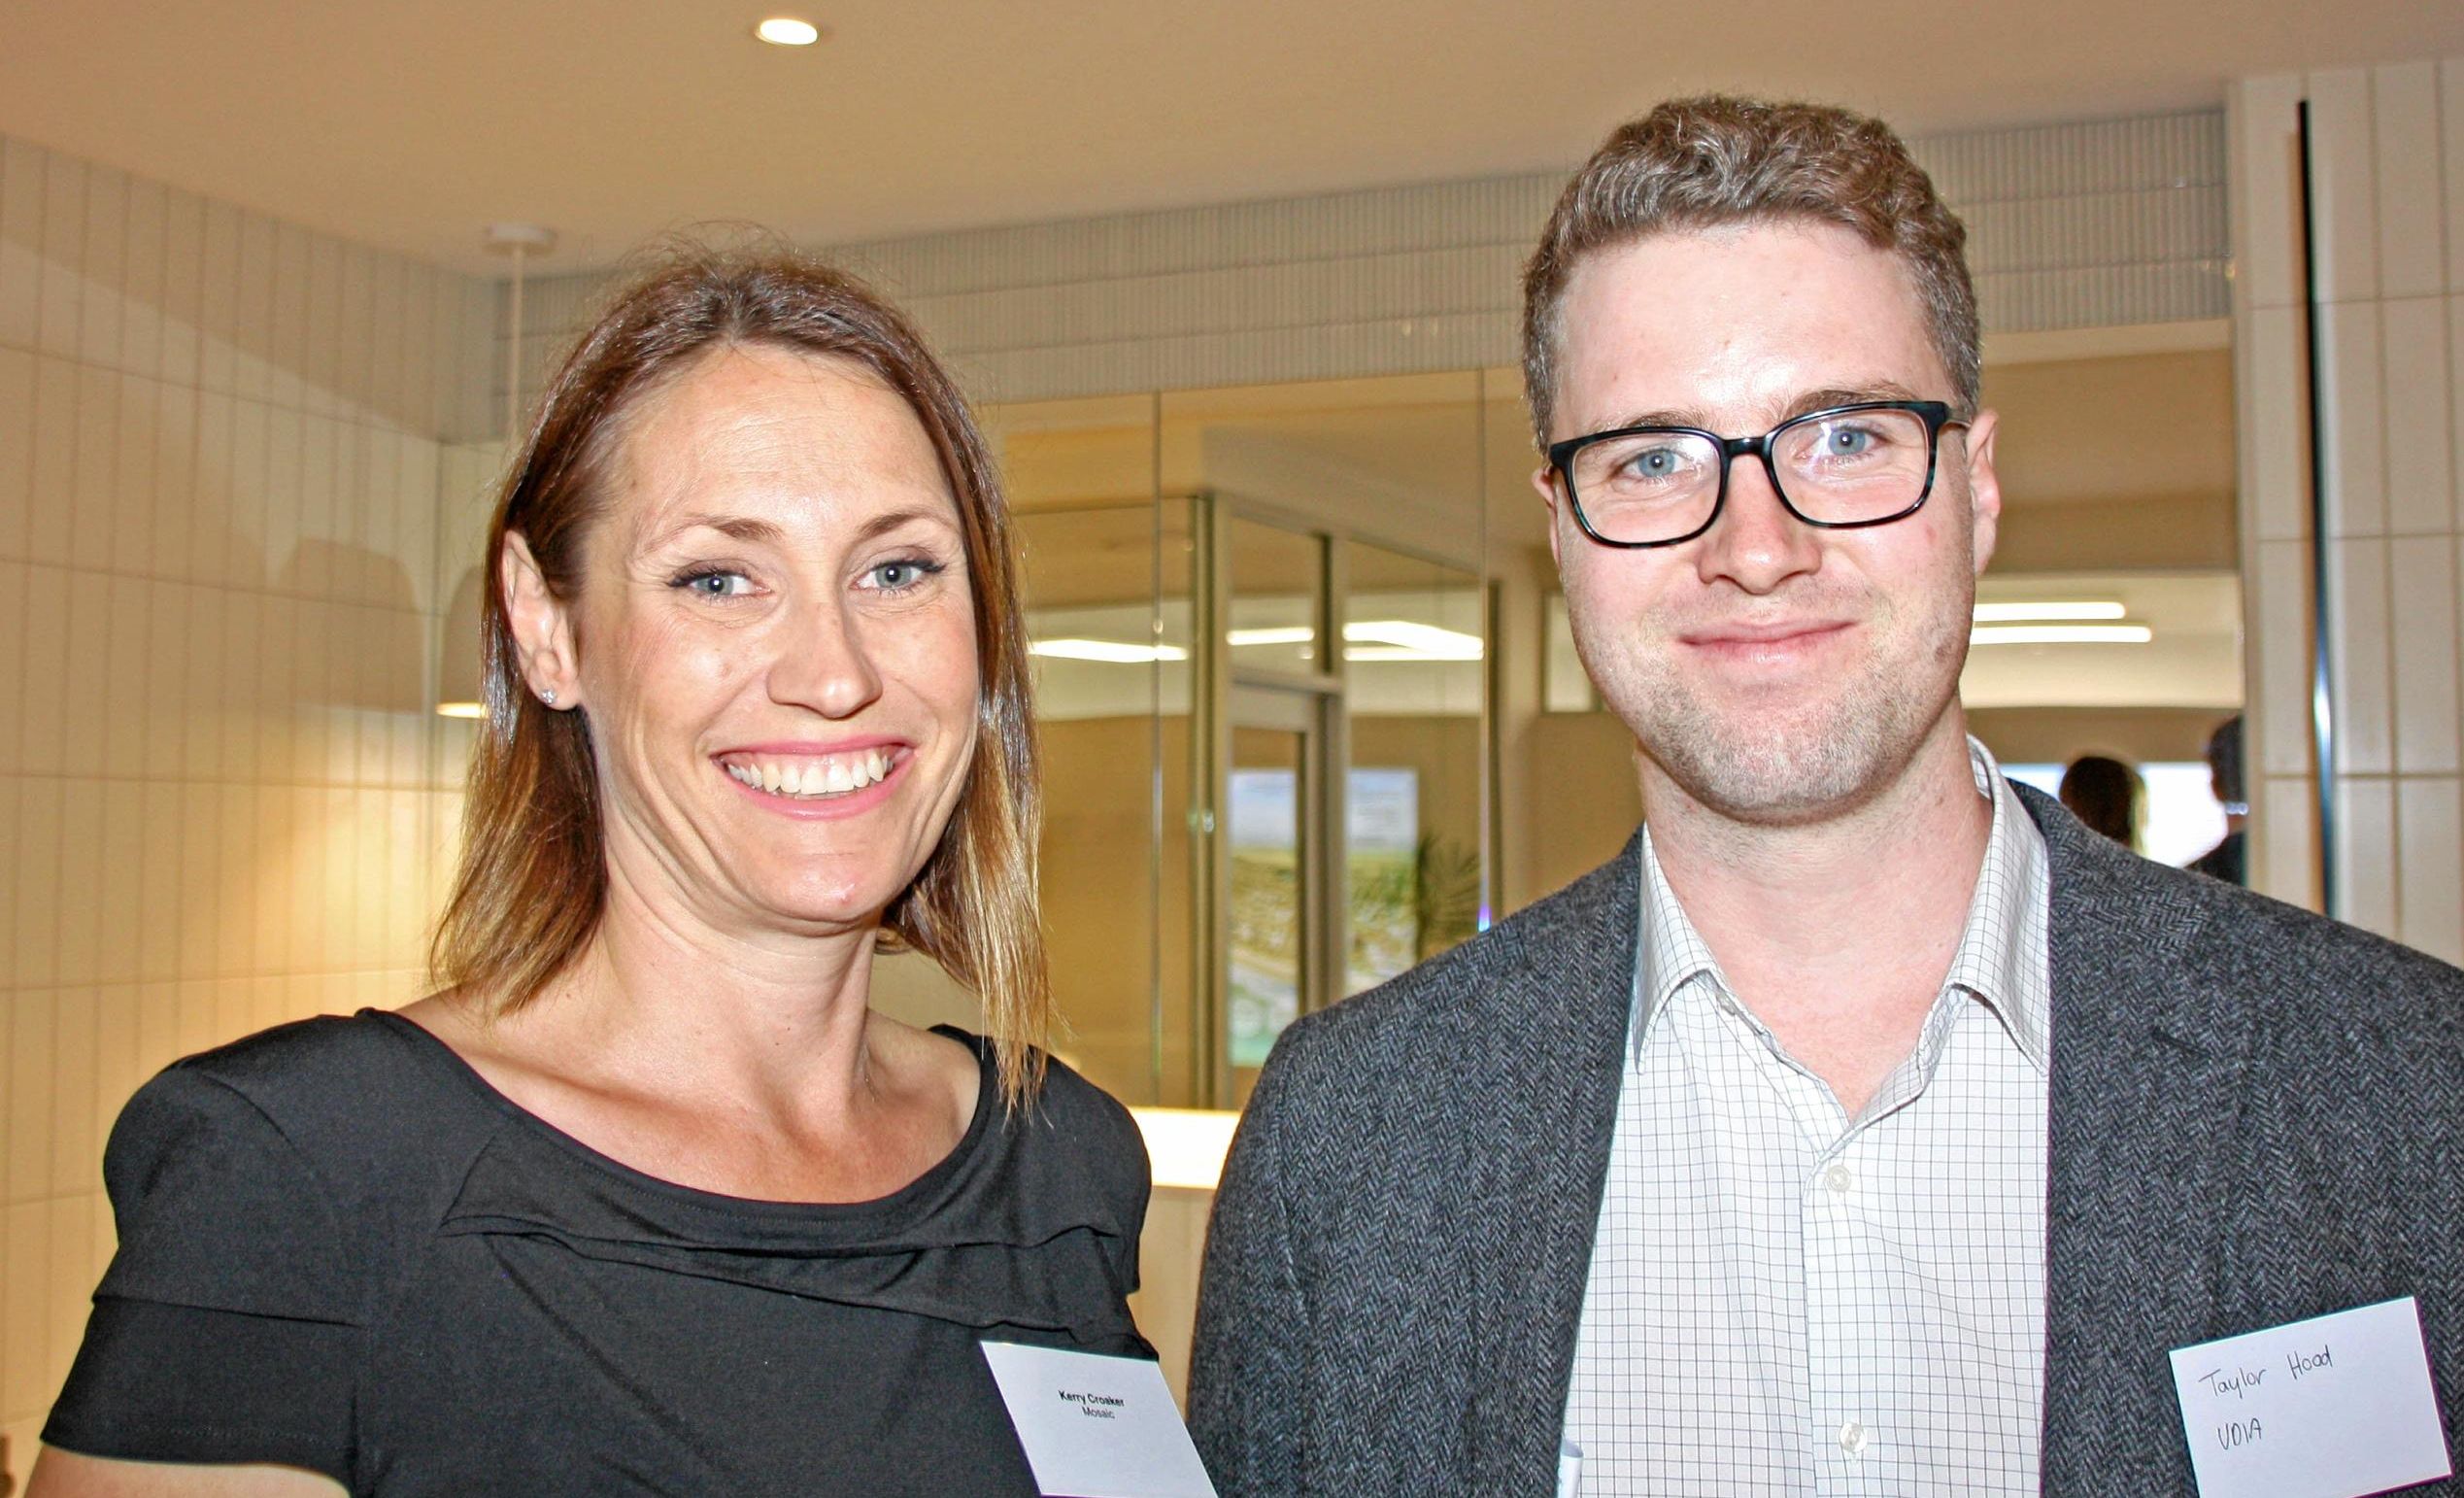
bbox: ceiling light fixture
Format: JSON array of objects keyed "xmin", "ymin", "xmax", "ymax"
[
  {"xmin": 1341, "ymin": 620, "xmax": 1485, "ymax": 661},
  {"xmin": 1973, "ymin": 600, "xmax": 2128, "ymax": 623},
  {"xmin": 1029, "ymin": 638, "xmax": 1191, "ymax": 664},
  {"xmin": 1970, "ymin": 624, "xmax": 2154, "ymax": 646},
  {"xmin": 1229, "ymin": 627, "xmax": 1317, "ymax": 647},
  {"xmin": 755, "ymin": 17, "xmax": 822, "ymax": 45}
]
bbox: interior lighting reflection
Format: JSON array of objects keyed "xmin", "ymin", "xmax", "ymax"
[
  {"xmin": 1969, "ymin": 624, "xmax": 2153, "ymax": 646},
  {"xmin": 754, "ymin": 17, "xmax": 822, "ymax": 45},
  {"xmin": 1341, "ymin": 620, "xmax": 1484, "ymax": 661},
  {"xmin": 435, "ymin": 701, "xmax": 487, "ymax": 719},
  {"xmin": 1228, "ymin": 627, "xmax": 1317, "ymax": 647},
  {"xmin": 1029, "ymin": 638, "xmax": 1191, "ymax": 664},
  {"xmin": 1129, "ymin": 1107, "xmax": 1239, "ymax": 1191},
  {"xmin": 1972, "ymin": 600, "xmax": 2127, "ymax": 623}
]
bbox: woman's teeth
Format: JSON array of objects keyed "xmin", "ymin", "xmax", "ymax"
[{"xmin": 722, "ymin": 749, "xmax": 895, "ymax": 800}]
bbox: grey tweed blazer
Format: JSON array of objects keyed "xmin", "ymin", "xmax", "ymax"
[{"xmin": 1188, "ymin": 784, "xmax": 2464, "ymax": 1495}]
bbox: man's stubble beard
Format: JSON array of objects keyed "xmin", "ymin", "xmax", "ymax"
[{"xmin": 1583, "ymin": 586, "xmax": 1975, "ymax": 830}]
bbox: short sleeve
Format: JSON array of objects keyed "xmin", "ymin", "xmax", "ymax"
[{"xmin": 42, "ymin": 1063, "xmax": 361, "ymax": 1481}]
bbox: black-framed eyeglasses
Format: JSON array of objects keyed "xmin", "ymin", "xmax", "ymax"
[{"xmin": 1546, "ymin": 400, "xmax": 1969, "ymax": 549}]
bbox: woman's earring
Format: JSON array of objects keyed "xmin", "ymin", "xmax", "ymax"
[{"xmin": 541, "ymin": 689, "xmax": 558, "ymax": 707}]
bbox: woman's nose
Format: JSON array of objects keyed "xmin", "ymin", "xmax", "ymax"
[{"xmin": 770, "ymin": 595, "xmax": 884, "ymax": 719}]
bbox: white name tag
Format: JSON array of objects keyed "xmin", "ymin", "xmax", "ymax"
[
  {"xmin": 980, "ymin": 1341, "xmax": 1219, "ymax": 1498},
  {"xmin": 2168, "ymin": 1296, "xmax": 2453, "ymax": 1498}
]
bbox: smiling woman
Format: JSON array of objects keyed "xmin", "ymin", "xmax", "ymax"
[{"xmin": 28, "ymin": 246, "xmax": 1156, "ymax": 1498}]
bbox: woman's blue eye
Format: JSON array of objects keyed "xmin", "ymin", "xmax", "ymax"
[
  {"xmin": 867, "ymin": 559, "xmax": 943, "ymax": 592},
  {"xmin": 673, "ymin": 569, "xmax": 753, "ymax": 598}
]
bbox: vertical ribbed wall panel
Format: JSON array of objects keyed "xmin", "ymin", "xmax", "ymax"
[
  {"xmin": 494, "ymin": 109, "xmax": 2228, "ymax": 413},
  {"xmin": 2230, "ymin": 59, "xmax": 2464, "ymax": 945}
]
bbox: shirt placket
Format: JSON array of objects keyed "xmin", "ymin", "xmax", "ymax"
[{"xmin": 1729, "ymin": 990, "xmax": 1965, "ymax": 1495}]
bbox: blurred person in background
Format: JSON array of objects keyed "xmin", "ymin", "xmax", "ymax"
[
  {"xmin": 2188, "ymin": 715, "xmax": 2246, "ymax": 885},
  {"xmin": 2057, "ymin": 754, "xmax": 2143, "ymax": 852}
]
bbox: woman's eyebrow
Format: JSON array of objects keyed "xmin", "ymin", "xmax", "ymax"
[
  {"xmin": 642, "ymin": 506, "xmax": 956, "ymax": 553},
  {"xmin": 850, "ymin": 505, "xmax": 961, "ymax": 544},
  {"xmin": 650, "ymin": 514, "xmax": 785, "ymax": 548}
]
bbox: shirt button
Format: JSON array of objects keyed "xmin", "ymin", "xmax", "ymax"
[
  {"xmin": 1840, "ymin": 1419, "xmax": 1871, "ymax": 1456},
  {"xmin": 1822, "ymin": 1163, "xmax": 1854, "ymax": 1196}
]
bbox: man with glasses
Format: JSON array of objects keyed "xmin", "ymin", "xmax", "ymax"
[{"xmin": 1190, "ymin": 95, "xmax": 2464, "ymax": 1496}]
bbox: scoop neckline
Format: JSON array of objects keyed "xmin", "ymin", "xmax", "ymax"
[{"xmin": 361, "ymin": 1007, "xmax": 1000, "ymax": 1222}]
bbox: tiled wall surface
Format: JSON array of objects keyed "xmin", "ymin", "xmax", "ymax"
[
  {"xmin": 2230, "ymin": 59, "xmax": 2464, "ymax": 955},
  {"xmin": 499, "ymin": 111, "xmax": 2229, "ymax": 415},
  {"xmin": 0, "ymin": 130, "xmax": 496, "ymax": 1468}
]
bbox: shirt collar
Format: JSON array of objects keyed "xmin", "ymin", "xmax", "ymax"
[{"xmin": 1632, "ymin": 735, "xmax": 2051, "ymax": 1072}]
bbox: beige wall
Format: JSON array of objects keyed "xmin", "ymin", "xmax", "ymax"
[
  {"xmin": 1967, "ymin": 706, "xmax": 2238, "ymax": 768},
  {"xmin": 0, "ymin": 132, "xmax": 495, "ymax": 1469},
  {"xmin": 2230, "ymin": 60, "xmax": 2464, "ymax": 962},
  {"xmin": 1527, "ymin": 713, "xmax": 1643, "ymax": 900}
]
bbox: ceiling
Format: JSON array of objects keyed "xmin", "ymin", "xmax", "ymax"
[{"xmin": 5, "ymin": 1, "xmax": 2460, "ymax": 277}]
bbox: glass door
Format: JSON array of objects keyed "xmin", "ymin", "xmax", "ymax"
[{"xmin": 1223, "ymin": 686, "xmax": 1325, "ymax": 1106}]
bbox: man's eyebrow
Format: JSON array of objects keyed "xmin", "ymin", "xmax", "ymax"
[
  {"xmin": 1593, "ymin": 406, "xmax": 1711, "ymax": 433},
  {"xmin": 1779, "ymin": 383, "xmax": 1929, "ymax": 419},
  {"xmin": 1587, "ymin": 384, "xmax": 1934, "ymax": 437}
]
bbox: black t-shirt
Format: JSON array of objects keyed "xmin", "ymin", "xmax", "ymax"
[{"xmin": 44, "ymin": 1010, "xmax": 1154, "ymax": 1495}]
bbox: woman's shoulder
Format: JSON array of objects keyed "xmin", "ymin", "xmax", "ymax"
[
  {"xmin": 93, "ymin": 1009, "xmax": 500, "ymax": 1327},
  {"xmin": 143, "ymin": 1008, "xmax": 486, "ymax": 1141},
  {"xmin": 933, "ymin": 1027, "xmax": 1150, "ymax": 1210},
  {"xmin": 113, "ymin": 1009, "xmax": 507, "ymax": 1236}
]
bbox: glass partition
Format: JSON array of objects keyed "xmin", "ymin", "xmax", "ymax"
[
  {"xmin": 936, "ymin": 374, "xmax": 1499, "ymax": 1108},
  {"xmin": 1342, "ymin": 542, "xmax": 1488, "ymax": 993}
]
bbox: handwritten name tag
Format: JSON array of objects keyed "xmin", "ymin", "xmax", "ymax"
[
  {"xmin": 2169, "ymin": 1296, "xmax": 2452, "ymax": 1498},
  {"xmin": 980, "ymin": 1341, "xmax": 1218, "ymax": 1498}
]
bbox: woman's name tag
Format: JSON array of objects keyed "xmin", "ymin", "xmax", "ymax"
[{"xmin": 980, "ymin": 1341, "xmax": 1219, "ymax": 1498}]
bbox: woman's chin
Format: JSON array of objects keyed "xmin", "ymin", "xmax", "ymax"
[{"xmin": 741, "ymin": 878, "xmax": 905, "ymax": 936}]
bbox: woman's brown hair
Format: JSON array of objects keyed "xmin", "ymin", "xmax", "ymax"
[{"xmin": 429, "ymin": 242, "xmax": 1052, "ymax": 1106}]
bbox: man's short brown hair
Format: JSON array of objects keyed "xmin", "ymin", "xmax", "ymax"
[{"xmin": 1521, "ymin": 94, "xmax": 1978, "ymax": 449}]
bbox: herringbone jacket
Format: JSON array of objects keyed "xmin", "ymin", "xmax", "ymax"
[{"xmin": 1188, "ymin": 784, "xmax": 2464, "ymax": 1494}]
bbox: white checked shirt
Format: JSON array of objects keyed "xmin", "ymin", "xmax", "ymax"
[{"xmin": 1563, "ymin": 738, "xmax": 2052, "ymax": 1495}]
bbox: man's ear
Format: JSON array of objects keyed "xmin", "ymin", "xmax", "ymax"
[
  {"xmin": 1532, "ymin": 464, "xmax": 1567, "ymax": 572},
  {"xmin": 1960, "ymin": 407, "xmax": 2003, "ymax": 578},
  {"xmin": 501, "ymin": 532, "xmax": 581, "ymax": 709}
]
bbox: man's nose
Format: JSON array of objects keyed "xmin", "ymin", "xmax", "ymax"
[{"xmin": 1696, "ymin": 450, "xmax": 1821, "ymax": 593}]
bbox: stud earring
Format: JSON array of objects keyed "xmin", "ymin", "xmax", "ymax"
[{"xmin": 541, "ymin": 689, "xmax": 558, "ymax": 706}]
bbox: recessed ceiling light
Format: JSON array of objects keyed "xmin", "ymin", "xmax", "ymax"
[
  {"xmin": 755, "ymin": 17, "xmax": 822, "ymax": 46},
  {"xmin": 1973, "ymin": 599, "xmax": 2127, "ymax": 623},
  {"xmin": 1970, "ymin": 624, "xmax": 2153, "ymax": 646},
  {"xmin": 1029, "ymin": 638, "xmax": 1191, "ymax": 664}
]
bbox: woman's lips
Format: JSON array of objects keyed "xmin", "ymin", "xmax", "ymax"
[{"xmin": 712, "ymin": 742, "xmax": 915, "ymax": 818}]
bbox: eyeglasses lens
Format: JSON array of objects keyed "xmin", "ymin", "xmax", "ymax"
[{"xmin": 1570, "ymin": 407, "xmax": 1936, "ymax": 544}]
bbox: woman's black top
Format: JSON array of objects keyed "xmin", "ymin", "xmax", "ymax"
[{"xmin": 43, "ymin": 1010, "xmax": 1154, "ymax": 1495}]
